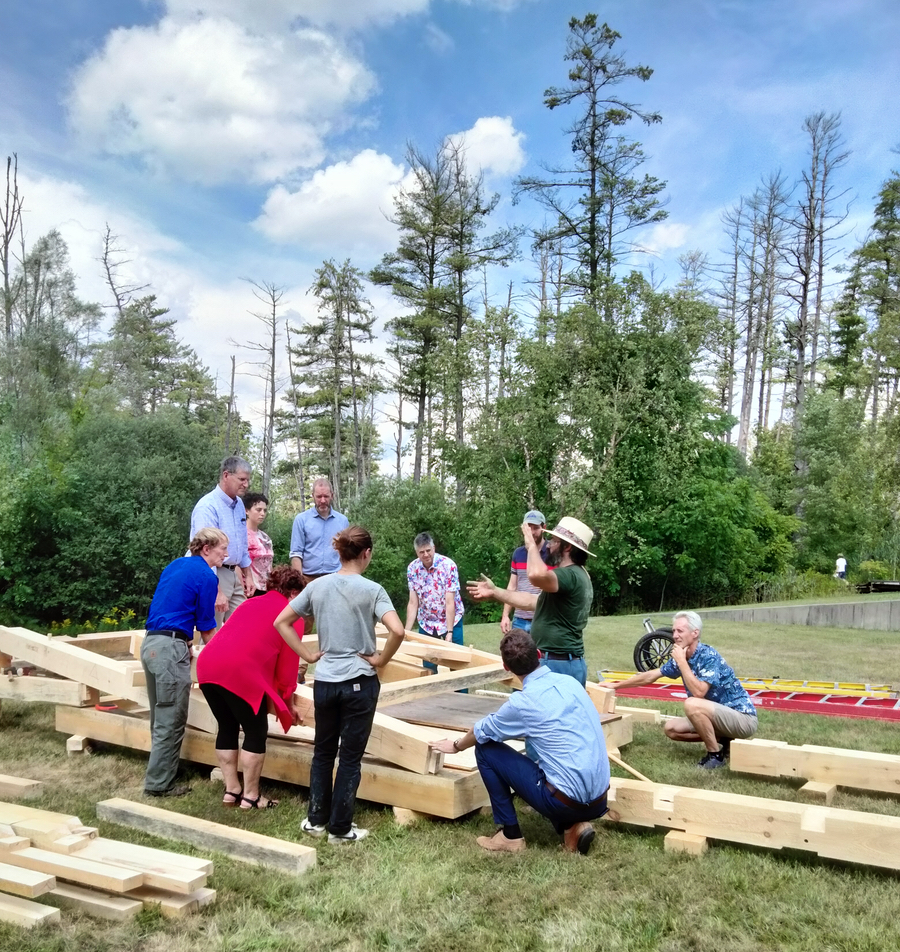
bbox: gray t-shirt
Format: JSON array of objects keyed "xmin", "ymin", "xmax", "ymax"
[{"xmin": 289, "ymin": 572, "xmax": 395, "ymax": 683}]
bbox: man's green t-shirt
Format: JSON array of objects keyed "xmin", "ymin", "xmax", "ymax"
[{"xmin": 530, "ymin": 564, "xmax": 592, "ymax": 655}]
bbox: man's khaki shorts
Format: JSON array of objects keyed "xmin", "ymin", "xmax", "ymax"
[{"xmin": 709, "ymin": 702, "xmax": 758, "ymax": 740}]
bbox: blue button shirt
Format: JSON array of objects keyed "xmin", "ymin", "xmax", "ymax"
[
  {"xmin": 473, "ymin": 665, "xmax": 610, "ymax": 803},
  {"xmin": 146, "ymin": 555, "xmax": 218, "ymax": 637},
  {"xmin": 660, "ymin": 642, "xmax": 757, "ymax": 716},
  {"xmin": 289, "ymin": 507, "xmax": 349, "ymax": 575},
  {"xmin": 190, "ymin": 485, "xmax": 250, "ymax": 568}
]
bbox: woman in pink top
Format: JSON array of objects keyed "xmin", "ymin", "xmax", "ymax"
[
  {"xmin": 244, "ymin": 492, "xmax": 275, "ymax": 595},
  {"xmin": 197, "ymin": 565, "xmax": 321, "ymax": 809}
]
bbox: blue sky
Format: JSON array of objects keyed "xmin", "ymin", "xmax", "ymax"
[{"xmin": 1, "ymin": 0, "xmax": 898, "ymax": 439}]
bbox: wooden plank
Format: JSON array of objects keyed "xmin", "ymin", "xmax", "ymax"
[
  {"xmin": 48, "ymin": 882, "xmax": 142, "ymax": 921},
  {"xmin": 0, "ymin": 676, "xmax": 93, "ymax": 706},
  {"xmin": 45, "ymin": 834, "xmax": 92, "ymax": 855},
  {"xmin": 72, "ymin": 839, "xmax": 207, "ymax": 894},
  {"xmin": 0, "ymin": 774, "xmax": 43, "ymax": 800},
  {"xmin": 584, "ymin": 681, "xmax": 616, "ymax": 714},
  {"xmin": 614, "ymin": 705, "xmax": 662, "ymax": 725},
  {"xmin": 0, "ymin": 802, "xmax": 84, "ymax": 832},
  {"xmin": 97, "ymin": 798, "xmax": 315, "ymax": 876},
  {"xmin": 126, "ymin": 885, "xmax": 215, "ymax": 919},
  {"xmin": 731, "ymin": 738, "xmax": 900, "ymax": 797},
  {"xmin": 76, "ymin": 837, "xmax": 212, "ymax": 874},
  {"xmin": 376, "ymin": 659, "xmax": 431, "ymax": 682},
  {"xmin": 381, "ymin": 693, "xmax": 506, "ymax": 731},
  {"xmin": 0, "ymin": 892, "xmax": 60, "ymax": 928},
  {"xmin": 67, "ymin": 735, "xmax": 92, "ymax": 756},
  {"xmin": 664, "ymin": 830, "xmax": 708, "ymax": 855},
  {"xmin": 375, "ymin": 662, "xmax": 512, "ymax": 705},
  {"xmin": 606, "ymin": 777, "xmax": 900, "ymax": 872},
  {"xmin": 0, "ymin": 836, "xmax": 30, "ymax": 852},
  {"xmin": 57, "ymin": 705, "xmax": 490, "ymax": 819},
  {"xmin": 0, "ymin": 860, "xmax": 56, "ymax": 898},
  {"xmin": 2, "ymin": 846, "xmax": 143, "ymax": 893},
  {"xmin": 10, "ymin": 819, "xmax": 88, "ymax": 851}
]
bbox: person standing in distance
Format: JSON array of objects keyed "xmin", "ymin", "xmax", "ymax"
[
  {"xmin": 289, "ymin": 479, "xmax": 350, "ymax": 586},
  {"xmin": 142, "ymin": 527, "xmax": 227, "ymax": 798},
  {"xmin": 191, "ymin": 455, "xmax": 254, "ymax": 629},
  {"xmin": 406, "ymin": 532, "xmax": 465, "ymax": 646},
  {"xmin": 500, "ymin": 510, "xmax": 551, "ymax": 635}
]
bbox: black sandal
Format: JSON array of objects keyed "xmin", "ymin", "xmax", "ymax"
[
  {"xmin": 223, "ymin": 789, "xmax": 243, "ymax": 808},
  {"xmin": 240, "ymin": 794, "xmax": 279, "ymax": 810}
]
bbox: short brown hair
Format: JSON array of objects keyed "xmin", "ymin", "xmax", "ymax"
[
  {"xmin": 333, "ymin": 525, "xmax": 373, "ymax": 562},
  {"xmin": 189, "ymin": 527, "xmax": 228, "ymax": 555},
  {"xmin": 499, "ymin": 630, "xmax": 540, "ymax": 676},
  {"xmin": 266, "ymin": 565, "xmax": 305, "ymax": 598}
]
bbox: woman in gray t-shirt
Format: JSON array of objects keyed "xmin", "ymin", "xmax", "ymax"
[{"xmin": 275, "ymin": 525, "xmax": 405, "ymax": 844}]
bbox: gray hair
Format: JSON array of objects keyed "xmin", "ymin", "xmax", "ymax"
[
  {"xmin": 414, "ymin": 532, "xmax": 434, "ymax": 549},
  {"xmin": 312, "ymin": 478, "xmax": 333, "ymax": 493},
  {"xmin": 673, "ymin": 610, "xmax": 703, "ymax": 634},
  {"xmin": 220, "ymin": 455, "xmax": 251, "ymax": 478}
]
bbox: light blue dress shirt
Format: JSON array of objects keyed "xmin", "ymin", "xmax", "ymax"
[
  {"xmin": 473, "ymin": 665, "xmax": 610, "ymax": 803},
  {"xmin": 289, "ymin": 507, "xmax": 349, "ymax": 575},
  {"xmin": 190, "ymin": 485, "xmax": 250, "ymax": 568}
]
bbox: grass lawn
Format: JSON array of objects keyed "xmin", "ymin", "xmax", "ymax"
[{"xmin": 2, "ymin": 609, "xmax": 900, "ymax": 951}]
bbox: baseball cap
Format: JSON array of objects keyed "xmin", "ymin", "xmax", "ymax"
[{"xmin": 523, "ymin": 510, "xmax": 546, "ymax": 526}]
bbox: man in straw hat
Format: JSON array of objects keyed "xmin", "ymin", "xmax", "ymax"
[{"xmin": 468, "ymin": 516, "xmax": 595, "ymax": 686}]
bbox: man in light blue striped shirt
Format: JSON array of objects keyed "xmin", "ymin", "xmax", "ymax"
[
  {"xmin": 190, "ymin": 455, "xmax": 254, "ymax": 628},
  {"xmin": 430, "ymin": 630, "xmax": 611, "ymax": 855}
]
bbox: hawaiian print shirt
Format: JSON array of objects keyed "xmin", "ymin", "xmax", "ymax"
[
  {"xmin": 660, "ymin": 643, "xmax": 757, "ymax": 716},
  {"xmin": 407, "ymin": 554, "xmax": 464, "ymax": 635}
]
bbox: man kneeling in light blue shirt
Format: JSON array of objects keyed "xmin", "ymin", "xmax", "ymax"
[{"xmin": 430, "ymin": 630, "xmax": 610, "ymax": 855}]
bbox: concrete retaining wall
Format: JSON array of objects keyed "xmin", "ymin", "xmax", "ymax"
[{"xmin": 697, "ymin": 600, "xmax": 900, "ymax": 631}]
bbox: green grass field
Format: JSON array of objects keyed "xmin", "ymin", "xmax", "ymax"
[{"xmin": 2, "ymin": 607, "xmax": 900, "ymax": 951}]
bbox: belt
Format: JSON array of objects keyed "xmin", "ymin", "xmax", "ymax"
[
  {"xmin": 146, "ymin": 629, "xmax": 191, "ymax": 642},
  {"xmin": 542, "ymin": 651, "xmax": 583, "ymax": 662},
  {"xmin": 544, "ymin": 780, "xmax": 608, "ymax": 810},
  {"xmin": 221, "ymin": 564, "xmax": 237, "ymax": 571}
]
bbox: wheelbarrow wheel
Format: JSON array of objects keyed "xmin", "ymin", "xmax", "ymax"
[{"xmin": 633, "ymin": 627, "xmax": 674, "ymax": 671}]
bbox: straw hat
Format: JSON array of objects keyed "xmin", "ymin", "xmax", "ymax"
[{"xmin": 545, "ymin": 517, "xmax": 596, "ymax": 557}]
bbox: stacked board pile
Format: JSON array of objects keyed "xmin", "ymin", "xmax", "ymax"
[
  {"xmin": 0, "ymin": 624, "xmax": 633, "ymax": 819},
  {"xmin": 0, "ymin": 799, "xmax": 215, "ymax": 929}
]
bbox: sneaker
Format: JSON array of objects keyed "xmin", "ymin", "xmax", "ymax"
[
  {"xmin": 300, "ymin": 817, "xmax": 327, "ymax": 837},
  {"xmin": 145, "ymin": 783, "xmax": 191, "ymax": 798},
  {"xmin": 697, "ymin": 749, "xmax": 727, "ymax": 769},
  {"xmin": 328, "ymin": 824, "xmax": 369, "ymax": 845}
]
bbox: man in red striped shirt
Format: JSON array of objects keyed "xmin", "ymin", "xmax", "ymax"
[{"xmin": 500, "ymin": 510, "xmax": 551, "ymax": 635}]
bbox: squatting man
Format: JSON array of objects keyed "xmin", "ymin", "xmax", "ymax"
[{"xmin": 601, "ymin": 610, "xmax": 758, "ymax": 769}]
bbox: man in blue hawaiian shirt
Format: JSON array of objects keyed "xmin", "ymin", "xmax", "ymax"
[{"xmin": 601, "ymin": 610, "xmax": 758, "ymax": 769}]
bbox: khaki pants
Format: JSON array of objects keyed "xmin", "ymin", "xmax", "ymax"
[{"xmin": 215, "ymin": 565, "xmax": 246, "ymax": 629}]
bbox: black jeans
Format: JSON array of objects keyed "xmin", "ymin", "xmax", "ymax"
[{"xmin": 309, "ymin": 674, "xmax": 380, "ymax": 835}]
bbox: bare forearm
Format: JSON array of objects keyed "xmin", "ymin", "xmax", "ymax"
[
  {"xmin": 494, "ymin": 588, "xmax": 539, "ymax": 612},
  {"xmin": 608, "ymin": 669, "xmax": 662, "ymax": 690}
]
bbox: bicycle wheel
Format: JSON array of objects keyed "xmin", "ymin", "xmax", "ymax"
[{"xmin": 632, "ymin": 627, "xmax": 674, "ymax": 671}]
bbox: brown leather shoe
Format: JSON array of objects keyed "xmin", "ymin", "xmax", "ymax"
[
  {"xmin": 563, "ymin": 822, "xmax": 595, "ymax": 855},
  {"xmin": 476, "ymin": 830, "xmax": 526, "ymax": 853}
]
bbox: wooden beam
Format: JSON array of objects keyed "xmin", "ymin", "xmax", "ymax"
[
  {"xmin": 0, "ymin": 892, "xmax": 60, "ymax": 928},
  {"xmin": 0, "ymin": 676, "xmax": 93, "ymax": 706},
  {"xmin": 606, "ymin": 777, "xmax": 900, "ymax": 872},
  {"xmin": 97, "ymin": 798, "xmax": 316, "ymax": 876},
  {"xmin": 49, "ymin": 882, "xmax": 143, "ymax": 921},
  {"xmin": 614, "ymin": 705, "xmax": 662, "ymax": 725},
  {"xmin": 125, "ymin": 885, "xmax": 215, "ymax": 919},
  {"xmin": 56, "ymin": 705, "xmax": 489, "ymax": 819},
  {"xmin": 73, "ymin": 839, "xmax": 207, "ymax": 894},
  {"xmin": 376, "ymin": 659, "xmax": 431, "ymax": 683},
  {"xmin": 664, "ymin": 830, "xmax": 708, "ymax": 855},
  {"xmin": 731, "ymin": 738, "xmax": 900, "ymax": 797},
  {"xmin": 0, "ymin": 802, "xmax": 85, "ymax": 832},
  {"xmin": 585, "ymin": 681, "xmax": 616, "ymax": 715},
  {"xmin": 798, "ymin": 781, "xmax": 837, "ymax": 806},
  {"xmin": 0, "ymin": 860, "xmax": 56, "ymax": 898},
  {"xmin": 0, "ymin": 774, "xmax": 43, "ymax": 800},
  {"xmin": 59, "ymin": 632, "xmax": 139, "ymax": 656},
  {"xmin": 1, "ymin": 846, "xmax": 144, "ymax": 893}
]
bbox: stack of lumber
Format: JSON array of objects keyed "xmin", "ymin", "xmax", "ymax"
[
  {"xmin": 0, "ymin": 800, "xmax": 215, "ymax": 929},
  {"xmin": 0, "ymin": 622, "xmax": 634, "ymax": 819}
]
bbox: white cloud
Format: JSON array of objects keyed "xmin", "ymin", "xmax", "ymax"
[
  {"xmin": 636, "ymin": 222, "xmax": 690, "ymax": 256},
  {"xmin": 66, "ymin": 16, "xmax": 374, "ymax": 184},
  {"xmin": 163, "ymin": 0, "xmax": 431, "ymax": 30},
  {"xmin": 254, "ymin": 149, "xmax": 409, "ymax": 259},
  {"xmin": 446, "ymin": 116, "xmax": 526, "ymax": 177}
]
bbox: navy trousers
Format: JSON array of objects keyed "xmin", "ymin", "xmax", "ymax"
[{"xmin": 475, "ymin": 740, "xmax": 608, "ymax": 834}]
